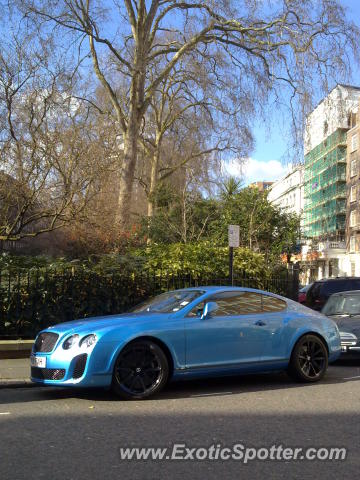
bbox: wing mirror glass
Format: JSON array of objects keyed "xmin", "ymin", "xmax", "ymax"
[{"xmin": 201, "ymin": 301, "xmax": 219, "ymax": 319}]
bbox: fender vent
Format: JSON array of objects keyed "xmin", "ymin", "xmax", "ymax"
[{"xmin": 73, "ymin": 354, "xmax": 88, "ymax": 379}]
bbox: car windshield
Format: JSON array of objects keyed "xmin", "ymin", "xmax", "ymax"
[
  {"xmin": 131, "ymin": 290, "xmax": 205, "ymax": 313},
  {"xmin": 322, "ymin": 293, "xmax": 360, "ymax": 316}
]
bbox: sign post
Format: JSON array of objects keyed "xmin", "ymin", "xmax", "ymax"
[{"xmin": 228, "ymin": 225, "xmax": 240, "ymax": 286}]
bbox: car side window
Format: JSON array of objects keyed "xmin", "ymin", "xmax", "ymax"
[
  {"xmin": 187, "ymin": 301, "xmax": 205, "ymax": 318},
  {"xmin": 262, "ymin": 295, "xmax": 287, "ymax": 312},
  {"xmin": 188, "ymin": 291, "xmax": 263, "ymax": 316},
  {"xmin": 217, "ymin": 292, "xmax": 263, "ymax": 315}
]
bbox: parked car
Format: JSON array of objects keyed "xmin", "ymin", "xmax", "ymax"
[
  {"xmin": 322, "ymin": 290, "xmax": 360, "ymax": 357},
  {"xmin": 298, "ymin": 283, "xmax": 313, "ymax": 304},
  {"xmin": 305, "ymin": 277, "xmax": 360, "ymax": 311},
  {"xmin": 30, "ymin": 287, "xmax": 341, "ymax": 399}
]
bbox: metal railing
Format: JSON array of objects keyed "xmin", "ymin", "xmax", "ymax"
[{"xmin": 0, "ymin": 266, "xmax": 300, "ymax": 338}]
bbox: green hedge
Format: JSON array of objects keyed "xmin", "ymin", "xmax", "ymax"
[
  {"xmin": 0, "ymin": 268, "xmax": 158, "ymax": 338},
  {"xmin": 0, "ymin": 249, "xmax": 293, "ymax": 338}
]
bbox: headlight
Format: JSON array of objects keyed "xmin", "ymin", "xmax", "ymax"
[
  {"xmin": 79, "ymin": 334, "xmax": 97, "ymax": 349},
  {"xmin": 63, "ymin": 334, "xmax": 79, "ymax": 350}
]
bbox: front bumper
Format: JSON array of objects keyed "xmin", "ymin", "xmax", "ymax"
[
  {"xmin": 30, "ymin": 347, "xmax": 113, "ymax": 388},
  {"xmin": 340, "ymin": 345, "xmax": 360, "ymax": 355},
  {"xmin": 31, "ymin": 352, "xmax": 87, "ymax": 383},
  {"xmin": 340, "ymin": 332, "xmax": 360, "ymax": 355}
]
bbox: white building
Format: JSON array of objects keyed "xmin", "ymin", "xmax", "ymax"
[
  {"xmin": 267, "ymin": 165, "xmax": 304, "ymax": 216},
  {"xmin": 301, "ymin": 84, "xmax": 360, "ymax": 283},
  {"xmin": 304, "ymin": 84, "xmax": 360, "ymax": 155}
]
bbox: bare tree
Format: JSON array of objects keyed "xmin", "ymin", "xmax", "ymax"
[
  {"xmin": 19, "ymin": 0, "xmax": 359, "ymax": 228},
  {"xmin": 0, "ymin": 31, "xmax": 114, "ymax": 242},
  {"xmin": 135, "ymin": 49, "xmax": 252, "ymax": 218}
]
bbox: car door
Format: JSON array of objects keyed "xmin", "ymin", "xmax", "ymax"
[
  {"xmin": 185, "ymin": 291, "xmax": 268, "ymax": 369},
  {"xmin": 258, "ymin": 294, "xmax": 290, "ymax": 362}
]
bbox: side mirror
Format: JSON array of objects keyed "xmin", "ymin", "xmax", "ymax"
[{"xmin": 201, "ymin": 301, "xmax": 219, "ymax": 319}]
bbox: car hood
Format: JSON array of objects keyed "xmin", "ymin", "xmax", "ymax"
[
  {"xmin": 328, "ymin": 315, "xmax": 360, "ymax": 337},
  {"xmin": 43, "ymin": 312, "xmax": 169, "ymax": 335}
]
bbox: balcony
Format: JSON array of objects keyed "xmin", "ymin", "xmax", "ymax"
[{"xmin": 301, "ymin": 241, "xmax": 346, "ymax": 261}]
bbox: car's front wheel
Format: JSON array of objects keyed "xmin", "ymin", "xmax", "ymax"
[
  {"xmin": 288, "ymin": 334, "xmax": 328, "ymax": 383},
  {"xmin": 112, "ymin": 340, "xmax": 169, "ymax": 399}
]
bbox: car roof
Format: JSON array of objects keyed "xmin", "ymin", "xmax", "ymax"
[
  {"xmin": 329, "ymin": 290, "xmax": 360, "ymax": 296},
  {"xmin": 314, "ymin": 277, "xmax": 360, "ymax": 283},
  {"xmin": 177, "ymin": 286, "xmax": 285, "ymax": 298}
]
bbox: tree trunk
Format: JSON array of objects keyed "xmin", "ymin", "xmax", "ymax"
[
  {"xmin": 116, "ymin": 39, "xmax": 146, "ymax": 230},
  {"xmin": 116, "ymin": 115, "xmax": 139, "ymax": 229},
  {"xmin": 147, "ymin": 148, "xmax": 160, "ymax": 218}
]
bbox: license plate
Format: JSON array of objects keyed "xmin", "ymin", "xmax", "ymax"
[
  {"xmin": 341, "ymin": 346, "xmax": 348, "ymax": 352},
  {"xmin": 30, "ymin": 356, "xmax": 46, "ymax": 368}
]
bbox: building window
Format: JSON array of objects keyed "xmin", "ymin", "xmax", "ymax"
[
  {"xmin": 350, "ymin": 236, "xmax": 356, "ymax": 253},
  {"xmin": 350, "ymin": 159, "xmax": 357, "ymax": 177},
  {"xmin": 351, "ymin": 133, "xmax": 358, "ymax": 152},
  {"xmin": 350, "ymin": 185, "xmax": 357, "ymax": 203},
  {"xmin": 350, "ymin": 210, "xmax": 357, "ymax": 227},
  {"xmin": 351, "ymin": 262, "xmax": 356, "ymax": 276},
  {"xmin": 324, "ymin": 121, "xmax": 328, "ymax": 135}
]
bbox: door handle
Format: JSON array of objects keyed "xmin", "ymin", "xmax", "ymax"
[{"xmin": 255, "ymin": 320, "xmax": 266, "ymax": 326}]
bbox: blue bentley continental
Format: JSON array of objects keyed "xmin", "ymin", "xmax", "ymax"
[{"xmin": 30, "ymin": 287, "xmax": 341, "ymax": 399}]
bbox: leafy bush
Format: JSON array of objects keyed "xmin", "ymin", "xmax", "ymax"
[
  {"xmin": 0, "ymin": 267, "xmax": 158, "ymax": 338},
  {"xmin": 134, "ymin": 242, "xmax": 268, "ymax": 278}
]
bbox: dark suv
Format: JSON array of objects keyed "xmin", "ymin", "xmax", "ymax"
[{"xmin": 306, "ymin": 277, "xmax": 360, "ymax": 311}]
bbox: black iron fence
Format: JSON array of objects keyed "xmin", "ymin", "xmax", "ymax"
[{"xmin": 0, "ymin": 266, "xmax": 299, "ymax": 338}]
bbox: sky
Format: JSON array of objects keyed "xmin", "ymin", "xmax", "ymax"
[{"xmin": 229, "ymin": 0, "xmax": 360, "ymax": 186}]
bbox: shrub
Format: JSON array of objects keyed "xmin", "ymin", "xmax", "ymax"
[{"xmin": 134, "ymin": 242, "xmax": 268, "ymax": 278}]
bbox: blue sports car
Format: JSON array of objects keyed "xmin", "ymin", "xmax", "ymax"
[{"xmin": 30, "ymin": 287, "xmax": 341, "ymax": 399}]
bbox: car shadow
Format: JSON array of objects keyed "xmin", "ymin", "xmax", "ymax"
[
  {"xmin": 2, "ymin": 360, "xmax": 360, "ymax": 404},
  {"xmin": 333, "ymin": 357, "xmax": 360, "ymax": 367}
]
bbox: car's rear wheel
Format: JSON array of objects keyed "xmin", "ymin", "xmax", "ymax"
[
  {"xmin": 112, "ymin": 340, "xmax": 169, "ymax": 399},
  {"xmin": 288, "ymin": 334, "xmax": 328, "ymax": 383}
]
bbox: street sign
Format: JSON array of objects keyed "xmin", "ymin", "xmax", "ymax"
[
  {"xmin": 228, "ymin": 224, "xmax": 239, "ymax": 286},
  {"xmin": 228, "ymin": 225, "xmax": 240, "ymax": 248}
]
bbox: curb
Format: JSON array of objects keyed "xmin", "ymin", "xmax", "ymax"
[
  {"xmin": 0, "ymin": 379, "xmax": 37, "ymax": 389},
  {"xmin": 0, "ymin": 340, "xmax": 34, "ymax": 351},
  {"xmin": 0, "ymin": 340, "xmax": 33, "ymax": 359}
]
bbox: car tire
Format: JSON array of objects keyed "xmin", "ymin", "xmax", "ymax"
[
  {"xmin": 112, "ymin": 340, "xmax": 169, "ymax": 399},
  {"xmin": 287, "ymin": 334, "xmax": 328, "ymax": 383}
]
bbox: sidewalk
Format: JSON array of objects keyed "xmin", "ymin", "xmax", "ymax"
[{"xmin": 0, "ymin": 358, "xmax": 33, "ymax": 388}]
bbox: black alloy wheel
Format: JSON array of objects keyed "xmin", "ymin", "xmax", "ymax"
[
  {"xmin": 112, "ymin": 340, "xmax": 169, "ymax": 399},
  {"xmin": 288, "ymin": 334, "xmax": 328, "ymax": 383}
]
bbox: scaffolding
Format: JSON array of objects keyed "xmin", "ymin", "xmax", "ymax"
[{"xmin": 303, "ymin": 129, "xmax": 347, "ymax": 239}]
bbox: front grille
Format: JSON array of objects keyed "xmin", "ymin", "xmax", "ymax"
[
  {"xmin": 31, "ymin": 367, "xmax": 65, "ymax": 380},
  {"xmin": 73, "ymin": 354, "xmax": 87, "ymax": 379},
  {"xmin": 34, "ymin": 332, "xmax": 59, "ymax": 353}
]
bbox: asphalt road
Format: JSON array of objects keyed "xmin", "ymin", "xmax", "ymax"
[{"xmin": 1, "ymin": 360, "xmax": 360, "ymax": 480}]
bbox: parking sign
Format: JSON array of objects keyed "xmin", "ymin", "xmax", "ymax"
[{"xmin": 228, "ymin": 225, "xmax": 240, "ymax": 248}]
